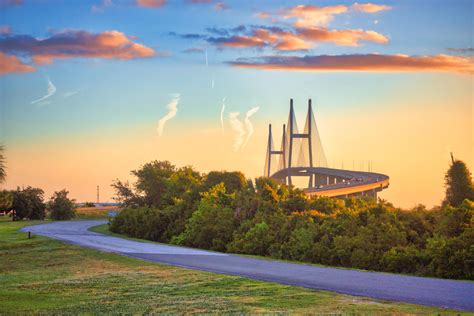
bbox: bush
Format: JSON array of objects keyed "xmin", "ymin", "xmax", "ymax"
[{"xmin": 109, "ymin": 160, "xmax": 474, "ymax": 280}]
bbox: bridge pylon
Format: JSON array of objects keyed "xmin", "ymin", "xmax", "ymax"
[{"xmin": 264, "ymin": 98, "xmax": 328, "ymax": 187}]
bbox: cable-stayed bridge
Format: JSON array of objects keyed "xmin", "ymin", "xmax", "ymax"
[{"xmin": 265, "ymin": 99, "xmax": 389, "ymax": 199}]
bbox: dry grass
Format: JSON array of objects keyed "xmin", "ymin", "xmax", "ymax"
[{"xmin": 75, "ymin": 206, "xmax": 120, "ymax": 219}]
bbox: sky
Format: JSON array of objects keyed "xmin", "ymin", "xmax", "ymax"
[{"xmin": 0, "ymin": 0, "xmax": 473, "ymax": 208}]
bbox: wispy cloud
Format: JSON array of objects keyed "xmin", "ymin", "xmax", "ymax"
[
  {"xmin": 63, "ymin": 90, "xmax": 79, "ymax": 98},
  {"xmin": 182, "ymin": 47, "xmax": 205, "ymax": 54},
  {"xmin": 229, "ymin": 112, "xmax": 245, "ymax": 152},
  {"xmin": 228, "ymin": 106, "xmax": 259, "ymax": 151},
  {"xmin": 447, "ymin": 47, "xmax": 474, "ymax": 56},
  {"xmin": 31, "ymin": 76, "xmax": 56, "ymax": 104},
  {"xmin": 229, "ymin": 54, "xmax": 474, "ymax": 73},
  {"xmin": 157, "ymin": 94, "xmax": 179, "ymax": 136},
  {"xmin": 91, "ymin": 0, "xmax": 112, "ymax": 13},
  {"xmin": 220, "ymin": 97, "xmax": 226, "ymax": 133},
  {"xmin": 243, "ymin": 106, "xmax": 259, "ymax": 147}
]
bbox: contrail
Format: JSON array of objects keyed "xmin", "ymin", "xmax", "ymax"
[
  {"xmin": 211, "ymin": 78, "xmax": 214, "ymax": 89},
  {"xmin": 31, "ymin": 77, "xmax": 56, "ymax": 104},
  {"xmin": 229, "ymin": 112, "xmax": 246, "ymax": 152},
  {"xmin": 205, "ymin": 50, "xmax": 208, "ymax": 67},
  {"xmin": 220, "ymin": 97, "xmax": 226, "ymax": 133},
  {"xmin": 243, "ymin": 106, "xmax": 260, "ymax": 148},
  {"xmin": 63, "ymin": 90, "xmax": 79, "ymax": 98},
  {"xmin": 157, "ymin": 94, "xmax": 180, "ymax": 136}
]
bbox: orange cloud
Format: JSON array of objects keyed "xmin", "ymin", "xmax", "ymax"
[
  {"xmin": 210, "ymin": 26, "xmax": 388, "ymax": 51},
  {"xmin": 282, "ymin": 4, "xmax": 348, "ymax": 27},
  {"xmin": 135, "ymin": 0, "xmax": 166, "ymax": 8},
  {"xmin": 0, "ymin": 30, "xmax": 156, "ymax": 65},
  {"xmin": 229, "ymin": 54, "xmax": 474, "ymax": 73},
  {"xmin": 213, "ymin": 35, "xmax": 266, "ymax": 48},
  {"xmin": 352, "ymin": 3, "xmax": 391, "ymax": 13},
  {"xmin": 298, "ymin": 27, "xmax": 389, "ymax": 46},
  {"xmin": 0, "ymin": 52, "xmax": 35, "ymax": 75}
]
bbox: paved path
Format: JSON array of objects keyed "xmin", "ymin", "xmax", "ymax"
[{"xmin": 21, "ymin": 220, "xmax": 474, "ymax": 311}]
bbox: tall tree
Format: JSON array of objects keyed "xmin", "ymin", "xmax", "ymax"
[
  {"xmin": 443, "ymin": 157, "xmax": 474, "ymax": 207},
  {"xmin": 0, "ymin": 145, "xmax": 6, "ymax": 184}
]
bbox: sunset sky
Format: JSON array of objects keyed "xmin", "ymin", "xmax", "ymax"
[{"xmin": 0, "ymin": 0, "xmax": 472, "ymax": 208}]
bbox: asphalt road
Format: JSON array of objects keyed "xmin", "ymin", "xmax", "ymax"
[{"xmin": 21, "ymin": 220, "xmax": 474, "ymax": 311}]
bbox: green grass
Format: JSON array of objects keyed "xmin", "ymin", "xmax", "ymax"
[{"xmin": 0, "ymin": 221, "xmax": 465, "ymax": 314}]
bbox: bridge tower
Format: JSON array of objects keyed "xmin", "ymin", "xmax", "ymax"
[
  {"xmin": 264, "ymin": 123, "xmax": 286, "ymax": 177},
  {"xmin": 264, "ymin": 99, "xmax": 327, "ymax": 186}
]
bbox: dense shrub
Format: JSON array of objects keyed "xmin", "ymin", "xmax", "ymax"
[{"xmin": 110, "ymin": 160, "xmax": 474, "ymax": 280}]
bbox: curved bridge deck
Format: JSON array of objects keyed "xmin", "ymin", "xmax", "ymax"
[{"xmin": 271, "ymin": 167, "xmax": 389, "ymax": 198}]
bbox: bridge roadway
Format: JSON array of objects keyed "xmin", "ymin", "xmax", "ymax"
[
  {"xmin": 271, "ymin": 167, "xmax": 390, "ymax": 198},
  {"xmin": 21, "ymin": 221, "xmax": 474, "ymax": 311}
]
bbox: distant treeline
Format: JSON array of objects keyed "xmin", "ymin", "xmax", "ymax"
[{"xmin": 110, "ymin": 160, "xmax": 473, "ymax": 280}]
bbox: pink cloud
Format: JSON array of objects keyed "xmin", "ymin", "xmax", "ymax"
[
  {"xmin": 352, "ymin": 3, "xmax": 391, "ymax": 13},
  {"xmin": 135, "ymin": 0, "xmax": 166, "ymax": 8},
  {"xmin": 229, "ymin": 54, "xmax": 474, "ymax": 73},
  {"xmin": 0, "ymin": 52, "xmax": 35, "ymax": 75},
  {"xmin": 0, "ymin": 30, "xmax": 156, "ymax": 65}
]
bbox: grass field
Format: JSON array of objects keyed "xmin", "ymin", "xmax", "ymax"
[
  {"xmin": 75, "ymin": 206, "xmax": 121, "ymax": 220},
  {"xmin": 0, "ymin": 220, "xmax": 464, "ymax": 314}
]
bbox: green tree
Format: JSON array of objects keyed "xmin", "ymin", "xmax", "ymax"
[
  {"xmin": 133, "ymin": 160, "xmax": 176, "ymax": 207},
  {"xmin": 0, "ymin": 145, "xmax": 5, "ymax": 184},
  {"xmin": 202, "ymin": 171, "xmax": 246, "ymax": 193},
  {"xmin": 12, "ymin": 187, "xmax": 46, "ymax": 220},
  {"xmin": 443, "ymin": 158, "xmax": 474, "ymax": 207},
  {"xmin": 174, "ymin": 183, "xmax": 237, "ymax": 251},
  {"xmin": 112, "ymin": 161, "xmax": 202, "ymax": 208},
  {"xmin": 228, "ymin": 222, "xmax": 274, "ymax": 255},
  {"xmin": 0, "ymin": 190, "xmax": 13, "ymax": 211},
  {"xmin": 111, "ymin": 179, "xmax": 143, "ymax": 207},
  {"xmin": 49, "ymin": 190, "xmax": 76, "ymax": 220}
]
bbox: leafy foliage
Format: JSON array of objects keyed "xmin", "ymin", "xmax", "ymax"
[
  {"xmin": 49, "ymin": 190, "xmax": 76, "ymax": 220},
  {"xmin": 110, "ymin": 160, "xmax": 474, "ymax": 280},
  {"xmin": 444, "ymin": 158, "xmax": 474, "ymax": 207},
  {"xmin": 11, "ymin": 187, "xmax": 46, "ymax": 220},
  {"xmin": 0, "ymin": 190, "xmax": 13, "ymax": 211}
]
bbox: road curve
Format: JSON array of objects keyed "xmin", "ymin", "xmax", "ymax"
[{"xmin": 21, "ymin": 220, "xmax": 474, "ymax": 311}]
